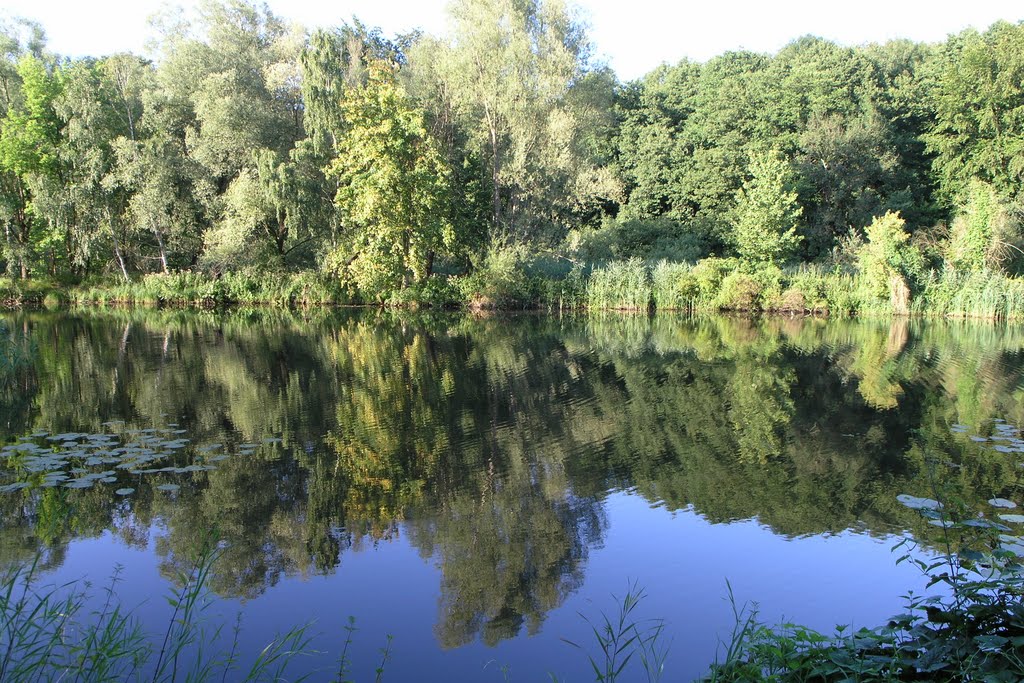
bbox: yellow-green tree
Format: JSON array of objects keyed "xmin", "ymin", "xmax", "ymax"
[
  {"xmin": 330, "ymin": 63, "xmax": 455, "ymax": 300},
  {"xmin": 730, "ymin": 151, "xmax": 802, "ymax": 264}
]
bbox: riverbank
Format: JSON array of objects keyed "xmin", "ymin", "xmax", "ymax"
[{"xmin": 4, "ymin": 257, "xmax": 1024, "ymax": 320}]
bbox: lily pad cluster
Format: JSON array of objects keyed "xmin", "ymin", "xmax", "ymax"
[
  {"xmin": 897, "ymin": 419, "xmax": 1024, "ymax": 559},
  {"xmin": 0, "ymin": 426, "xmax": 244, "ymax": 496},
  {"xmin": 951, "ymin": 420, "xmax": 1024, "ymax": 455}
]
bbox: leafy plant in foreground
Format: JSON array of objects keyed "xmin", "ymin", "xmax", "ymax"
[{"xmin": 704, "ymin": 422, "xmax": 1024, "ymax": 682}]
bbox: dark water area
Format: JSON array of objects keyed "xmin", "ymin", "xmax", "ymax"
[{"xmin": 1, "ymin": 310, "xmax": 1023, "ymax": 681}]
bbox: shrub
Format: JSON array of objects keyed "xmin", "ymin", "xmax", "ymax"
[
  {"xmin": 457, "ymin": 242, "xmax": 536, "ymax": 309},
  {"xmin": 857, "ymin": 212, "xmax": 924, "ymax": 313},
  {"xmin": 946, "ymin": 180, "xmax": 1023, "ymax": 274},
  {"xmin": 715, "ymin": 272, "xmax": 762, "ymax": 310}
]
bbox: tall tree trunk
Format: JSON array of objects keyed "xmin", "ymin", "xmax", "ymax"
[
  {"xmin": 485, "ymin": 105, "xmax": 502, "ymax": 230},
  {"xmin": 402, "ymin": 229, "xmax": 411, "ymax": 289},
  {"xmin": 112, "ymin": 242, "xmax": 130, "ymax": 283},
  {"xmin": 153, "ymin": 228, "xmax": 169, "ymax": 273}
]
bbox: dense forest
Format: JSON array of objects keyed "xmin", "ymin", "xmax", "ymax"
[{"xmin": 1, "ymin": 0, "xmax": 1023, "ymax": 313}]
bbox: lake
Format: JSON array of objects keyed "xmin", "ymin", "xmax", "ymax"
[{"xmin": 1, "ymin": 310, "xmax": 1022, "ymax": 681}]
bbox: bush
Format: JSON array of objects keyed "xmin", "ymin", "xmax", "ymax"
[
  {"xmin": 388, "ymin": 276, "xmax": 462, "ymax": 309},
  {"xmin": 946, "ymin": 180, "xmax": 1023, "ymax": 274},
  {"xmin": 715, "ymin": 272, "xmax": 762, "ymax": 310},
  {"xmin": 857, "ymin": 212, "xmax": 924, "ymax": 311},
  {"xmin": 571, "ymin": 217, "xmax": 709, "ymax": 263},
  {"xmin": 690, "ymin": 257, "xmax": 737, "ymax": 308},
  {"xmin": 457, "ymin": 242, "xmax": 537, "ymax": 309}
]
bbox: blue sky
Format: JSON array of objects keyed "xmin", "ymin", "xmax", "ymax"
[{"xmin": 2, "ymin": 0, "xmax": 1022, "ymax": 81}]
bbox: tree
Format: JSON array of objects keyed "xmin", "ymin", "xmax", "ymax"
[
  {"xmin": 730, "ymin": 151, "xmax": 802, "ymax": 264},
  {"xmin": 945, "ymin": 180, "xmax": 1022, "ymax": 274},
  {"xmin": 431, "ymin": 0, "xmax": 614, "ymax": 240},
  {"xmin": 329, "ymin": 63, "xmax": 455, "ymax": 299},
  {"xmin": 926, "ymin": 22, "xmax": 1024, "ymax": 205},
  {"xmin": 857, "ymin": 211, "xmax": 923, "ymax": 312},
  {"xmin": 0, "ymin": 54, "xmax": 62, "ymax": 278}
]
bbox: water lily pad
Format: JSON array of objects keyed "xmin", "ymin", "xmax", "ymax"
[
  {"xmin": 988, "ymin": 498, "xmax": 1018, "ymax": 509},
  {"xmin": 156, "ymin": 483, "xmax": 180, "ymax": 492},
  {"xmin": 897, "ymin": 494, "xmax": 943, "ymax": 511},
  {"xmin": 962, "ymin": 518, "xmax": 1011, "ymax": 531},
  {"xmin": 998, "ymin": 514, "xmax": 1024, "ymax": 524},
  {"xmin": 115, "ymin": 488, "xmax": 135, "ymax": 496}
]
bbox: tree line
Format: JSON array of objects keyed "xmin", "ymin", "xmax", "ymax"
[{"xmin": 1, "ymin": 0, "xmax": 1022, "ymax": 303}]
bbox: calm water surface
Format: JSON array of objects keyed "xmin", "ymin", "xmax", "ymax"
[{"xmin": 2, "ymin": 310, "xmax": 1023, "ymax": 681}]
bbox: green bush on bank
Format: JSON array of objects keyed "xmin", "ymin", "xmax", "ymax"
[{"xmin": 0, "ymin": 278, "xmax": 65, "ymax": 307}]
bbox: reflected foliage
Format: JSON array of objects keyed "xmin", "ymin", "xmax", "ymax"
[{"xmin": 2, "ymin": 310, "xmax": 1024, "ymax": 647}]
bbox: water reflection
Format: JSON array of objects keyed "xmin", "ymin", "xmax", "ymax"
[{"xmin": 1, "ymin": 310, "xmax": 1023, "ymax": 648}]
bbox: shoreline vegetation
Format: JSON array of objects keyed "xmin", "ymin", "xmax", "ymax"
[
  {"xmin": 6, "ymin": 247, "xmax": 1024, "ymax": 320},
  {"xmin": 0, "ymin": 4, "xmax": 1023, "ymax": 321}
]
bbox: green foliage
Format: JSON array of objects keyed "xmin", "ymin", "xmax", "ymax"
[
  {"xmin": 430, "ymin": 0, "xmax": 616, "ymax": 239},
  {"xmin": 730, "ymin": 151, "xmax": 803, "ymax": 265},
  {"xmin": 650, "ymin": 260, "xmax": 696, "ymax": 311},
  {"xmin": 329, "ymin": 63, "xmax": 455, "ymax": 302},
  {"xmin": 946, "ymin": 180, "xmax": 1023, "ymax": 274},
  {"xmin": 560, "ymin": 583, "xmax": 669, "ymax": 683},
  {"xmin": 456, "ymin": 241, "xmax": 537, "ymax": 309},
  {"xmin": 572, "ymin": 217, "xmax": 708, "ymax": 263},
  {"xmin": 916, "ymin": 269, "xmax": 1024, "ymax": 320},
  {"xmin": 926, "ymin": 21, "xmax": 1024, "ymax": 205},
  {"xmin": 586, "ymin": 258, "xmax": 651, "ymax": 311},
  {"xmin": 714, "ymin": 265, "xmax": 785, "ymax": 311},
  {"xmin": 857, "ymin": 211, "xmax": 923, "ymax": 305},
  {"xmin": 4, "ymin": 4, "xmax": 1024, "ymax": 317},
  {"xmin": 71, "ymin": 270, "xmax": 351, "ymax": 307}
]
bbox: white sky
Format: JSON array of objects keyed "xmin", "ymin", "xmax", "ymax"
[{"xmin": 2, "ymin": 0, "xmax": 1022, "ymax": 81}]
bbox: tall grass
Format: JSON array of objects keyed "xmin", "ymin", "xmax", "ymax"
[
  {"xmin": 587, "ymin": 258, "xmax": 651, "ymax": 311},
  {"xmin": 0, "ymin": 542, "xmax": 338, "ymax": 682},
  {"xmin": 14, "ymin": 256, "xmax": 1024, "ymax": 320},
  {"xmin": 559, "ymin": 582, "xmax": 670, "ymax": 683},
  {"xmin": 71, "ymin": 271, "xmax": 351, "ymax": 308},
  {"xmin": 916, "ymin": 269, "xmax": 1024, "ymax": 320}
]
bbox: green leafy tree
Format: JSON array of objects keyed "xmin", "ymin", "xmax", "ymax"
[
  {"xmin": 329, "ymin": 63, "xmax": 455, "ymax": 300},
  {"xmin": 946, "ymin": 180, "xmax": 1022, "ymax": 274},
  {"xmin": 431, "ymin": 0, "xmax": 615, "ymax": 240},
  {"xmin": 926, "ymin": 22, "xmax": 1024, "ymax": 205},
  {"xmin": 857, "ymin": 211, "xmax": 923, "ymax": 310},
  {"xmin": 730, "ymin": 151, "xmax": 802, "ymax": 264},
  {"xmin": 0, "ymin": 54, "xmax": 62, "ymax": 278}
]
